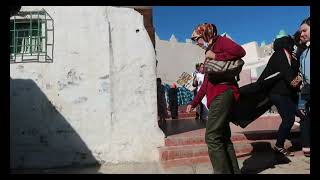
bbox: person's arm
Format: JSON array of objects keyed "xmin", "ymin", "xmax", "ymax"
[
  {"xmin": 277, "ymin": 50, "xmax": 297, "ymax": 86},
  {"xmin": 214, "ymin": 36, "xmax": 246, "ymax": 61},
  {"xmin": 192, "ymin": 76, "xmax": 198, "ymax": 87}
]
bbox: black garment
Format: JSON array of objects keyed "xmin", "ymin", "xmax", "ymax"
[
  {"xmin": 258, "ymin": 50, "xmax": 300, "ymax": 100},
  {"xmin": 273, "ymin": 35, "xmax": 295, "ymax": 53},
  {"xmin": 193, "ymin": 75, "xmax": 200, "ymax": 119},
  {"xmin": 199, "ymin": 102, "xmax": 206, "ymax": 120},
  {"xmin": 232, "ymin": 72, "xmax": 281, "ymax": 128},
  {"xmin": 233, "ymin": 37, "xmax": 300, "ymax": 128},
  {"xmin": 193, "ymin": 89, "xmax": 200, "ymax": 119},
  {"xmin": 157, "ymin": 84, "xmax": 167, "ymax": 120},
  {"xmin": 168, "ymin": 88, "xmax": 178, "ymax": 119},
  {"xmin": 300, "ymin": 100, "xmax": 310, "ymax": 147}
]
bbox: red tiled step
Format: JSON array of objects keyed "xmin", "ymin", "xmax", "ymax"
[
  {"xmin": 161, "ymin": 150, "xmax": 255, "ymax": 169},
  {"xmin": 164, "ymin": 127, "xmax": 300, "ymax": 147},
  {"xmin": 231, "ymin": 114, "xmax": 300, "ymax": 132},
  {"xmin": 167, "ymin": 114, "xmax": 300, "ymax": 133},
  {"xmin": 159, "ymin": 142, "xmax": 253, "ymax": 162},
  {"xmin": 165, "ymin": 132, "xmax": 248, "ymax": 146},
  {"xmin": 177, "ymin": 112, "xmax": 196, "ymax": 119},
  {"xmin": 161, "ymin": 156, "xmax": 210, "ymax": 168},
  {"xmin": 159, "ymin": 114, "xmax": 302, "ymax": 168},
  {"xmin": 162, "ymin": 149, "xmax": 305, "ymax": 169},
  {"xmin": 178, "ymin": 105, "xmax": 189, "ymax": 112},
  {"xmin": 160, "ymin": 138, "xmax": 303, "ymax": 168}
]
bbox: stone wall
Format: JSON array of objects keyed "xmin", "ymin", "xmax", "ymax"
[
  {"xmin": 10, "ymin": 6, "xmax": 163, "ymax": 169},
  {"xmin": 155, "ymin": 36, "xmax": 205, "ymax": 84}
]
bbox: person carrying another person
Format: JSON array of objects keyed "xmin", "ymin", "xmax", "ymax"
[{"xmin": 186, "ymin": 23, "xmax": 246, "ymax": 174}]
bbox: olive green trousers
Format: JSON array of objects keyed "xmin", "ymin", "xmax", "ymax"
[{"xmin": 205, "ymin": 89, "xmax": 241, "ymax": 174}]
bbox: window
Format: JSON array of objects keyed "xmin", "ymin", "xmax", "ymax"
[{"xmin": 10, "ymin": 9, "xmax": 54, "ymax": 63}]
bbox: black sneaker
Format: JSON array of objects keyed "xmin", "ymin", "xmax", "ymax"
[{"xmin": 273, "ymin": 146, "xmax": 294, "ymax": 156}]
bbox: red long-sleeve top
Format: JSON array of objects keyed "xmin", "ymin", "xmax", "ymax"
[{"xmin": 190, "ymin": 36, "xmax": 246, "ymax": 109}]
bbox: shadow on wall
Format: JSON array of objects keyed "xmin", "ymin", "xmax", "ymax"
[{"xmin": 10, "ymin": 78, "xmax": 101, "ymax": 172}]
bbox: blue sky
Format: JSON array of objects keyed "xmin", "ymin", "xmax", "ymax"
[{"xmin": 153, "ymin": 6, "xmax": 310, "ymax": 45}]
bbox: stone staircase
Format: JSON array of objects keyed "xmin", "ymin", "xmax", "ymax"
[
  {"xmin": 158, "ymin": 106, "xmax": 302, "ymax": 168},
  {"xmin": 159, "ymin": 129, "xmax": 301, "ymax": 168}
]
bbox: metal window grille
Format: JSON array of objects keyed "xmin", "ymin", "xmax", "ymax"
[{"xmin": 10, "ymin": 9, "xmax": 54, "ymax": 63}]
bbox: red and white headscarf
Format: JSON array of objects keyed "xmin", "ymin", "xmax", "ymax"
[{"xmin": 191, "ymin": 23, "xmax": 218, "ymax": 45}]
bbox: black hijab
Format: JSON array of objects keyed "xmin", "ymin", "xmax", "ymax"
[{"xmin": 273, "ymin": 36, "xmax": 295, "ymax": 53}]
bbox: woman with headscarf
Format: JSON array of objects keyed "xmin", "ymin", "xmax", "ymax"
[
  {"xmin": 257, "ymin": 36, "xmax": 302, "ymax": 156},
  {"xmin": 186, "ymin": 23, "xmax": 246, "ymax": 174}
]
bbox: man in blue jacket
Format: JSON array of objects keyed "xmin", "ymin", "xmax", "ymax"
[{"xmin": 298, "ymin": 17, "xmax": 310, "ymax": 157}]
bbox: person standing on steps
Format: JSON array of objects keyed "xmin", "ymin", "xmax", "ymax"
[{"xmin": 186, "ymin": 23, "xmax": 246, "ymax": 174}]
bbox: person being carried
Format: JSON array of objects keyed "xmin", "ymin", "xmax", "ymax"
[{"xmin": 257, "ymin": 36, "xmax": 301, "ymax": 156}]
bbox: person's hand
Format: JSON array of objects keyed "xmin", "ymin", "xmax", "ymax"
[
  {"xmin": 186, "ymin": 105, "xmax": 193, "ymax": 113},
  {"xmin": 194, "ymin": 78, "xmax": 198, "ymax": 83},
  {"xmin": 205, "ymin": 50, "xmax": 216, "ymax": 60},
  {"xmin": 291, "ymin": 74, "xmax": 302, "ymax": 88}
]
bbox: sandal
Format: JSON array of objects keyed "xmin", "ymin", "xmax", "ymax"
[{"xmin": 273, "ymin": 146, "xmax": 294, "ymax": 156}]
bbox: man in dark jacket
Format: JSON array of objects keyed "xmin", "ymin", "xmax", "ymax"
[
  {"xmin": 168, "ymin": 83, "xmax": 178, "ymax": 119},
  {"xmin": 157, "ymin": 78, "xmax": 167, "ymax": 127},
  {"xmin": 298, "ymin": 17, "xmax": 310, "ymax": 157}
]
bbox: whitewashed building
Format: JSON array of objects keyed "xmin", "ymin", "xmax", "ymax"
[{"xmin": 10, "ymin": 6, "xmax": 163, "ymax": 169}]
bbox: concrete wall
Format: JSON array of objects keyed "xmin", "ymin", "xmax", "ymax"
[
  {"xmin": 155, "ymin": 36, "xmax": 205, "ymax": 84},
  {"xmin": 10, "ymin": 6, "xmax": 163, "ymax": 169},
  {"xmin": 105, "ymin": 6, "xmax": 163, "ymax": 163},
  {"xmin": 242, "ymin": 41, "xmax": 260, "ymax": 65}
]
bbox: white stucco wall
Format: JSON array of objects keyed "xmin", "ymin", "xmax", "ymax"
[
  {"xmin": 105, "ymin": 7, "xmax": 163, "ymax": 163},
  {"xmin": 242, "ymin": 41, "xmax": 261, "ymax": 66},
  {"xmin": 155, "ymin": 38, "xmax": 205, "ymax": 84},
  {"xmin": 10, "ymin": 6, "xmax": 163, "ymax": 169}
]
